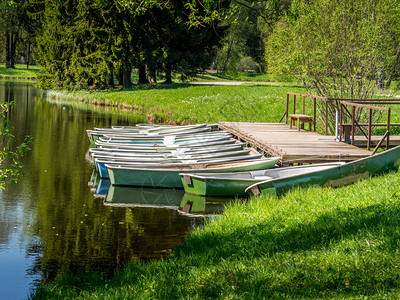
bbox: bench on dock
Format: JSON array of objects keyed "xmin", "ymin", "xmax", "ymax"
[{"xmin": 289, "ymin": 114, "xmax": 313, "ymax": 131}]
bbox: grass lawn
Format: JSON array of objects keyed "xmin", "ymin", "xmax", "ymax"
[
  {"xmin": 32, "ymin": 170, "xmax": 400, "ymax": 299},
  {"xmin": 47, "ymin": 83, "xmax": 309, "ymax": 125},
  {"xmin": 0, "ymin": 64, "xmax": 40, "ymax": 79}
]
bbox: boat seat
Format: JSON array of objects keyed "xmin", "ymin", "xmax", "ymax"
[{"xmin": 253, "ymin": 175, "xmax": 273, "ymax": 180}]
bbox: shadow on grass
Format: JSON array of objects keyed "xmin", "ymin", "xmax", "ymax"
[
  {"xmin": 172, "ymin": 198, "xmax": 400, "ymax": 297},
  {"xmin": 177, "ymin": 199, "xmax": 400, "ymax": 260}
]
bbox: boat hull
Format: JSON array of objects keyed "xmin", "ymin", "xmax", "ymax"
[
  {"xmin": 246, "ymin": 146, "xmax": 400, "ymax": 197},
  {"xmin": 107, "ymin": 158, "xmax": 280, "ymax": 188},
  {"xmin": 181, "ymin": 163, "xmax": 344, "ymax": 197}
]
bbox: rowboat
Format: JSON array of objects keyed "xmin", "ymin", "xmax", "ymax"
[
  {"xmin": 98, "ymin": 131, "xmax": 231, "ymax": 143},
  {"xmin": 88, "ymin": 126, "xmax": 216, "ymax": 142},
  {"xmin": 180, "ymin": 162, "xmax": 345, "ymax": 197},
  {"xmin": 88, "ymin": 123, "xmax": 216, "ymax": 142},
  {"xmin": 104, "ymin": 185, "xmax": 184, "ymax": 209},
  {"xmin": 96, "ymin": 154, "xmax": 264, "ymax": 178},
  {"xmin": 91, "ymin": 149, "xmax": 252, "ymax": 165},
  {"xmin": 246, "ymin": 145, "xmax": 400, "ymax": 197},
  {"xmin": 97, "ymin": 135, "xmax": 231, "ymax": 146},
  {"xmin": 96, "ymin": 139, "xmax": 237, "ymax": 150},
  {"xmin": 89, "ymin": 143, "xmax": 245, "ymax": 157},
  {"xmin": 179, "ymin": 193, "xmax": 235, "ymax": 215},
  {"xmin": 106, "ymin": 157, "xmax": 280, "ymax": 188}
]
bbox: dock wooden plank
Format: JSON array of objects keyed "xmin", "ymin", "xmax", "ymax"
[{"xmin": 219, "ymin": 122, "xmax": 374, "ymax": 164}]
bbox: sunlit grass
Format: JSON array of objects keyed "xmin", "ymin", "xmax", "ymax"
[
  {"xmin": 32, "ymin": 170, "xmax": 400, "ymax": 299},
  {"xmin": 49, "ymin": 83, "xmax": 309, "ymax": 124},
  {"xmin": 0, "ymin": 64, "xmax": 40, "ymax": 79}
]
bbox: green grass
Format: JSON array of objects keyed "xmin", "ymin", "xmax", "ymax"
[
  {"xmin": 0, "ymin": 64, "xmax": 40, "ymax": 79},
  {"xmin": 192, "ymin": 72, "xmax": 296, "ymax": 83},
  {"xmin": 48, "ymin": 83, "xmax": 308, "ymax": 124},
  {"xmin": 32, "ymin": 170, "xmax": 400, "ymax": 299}
]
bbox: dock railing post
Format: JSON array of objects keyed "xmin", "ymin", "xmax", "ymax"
[
  {"xmin": 351, "ymin": 106, "xmax": 355, "ymax": 145},
  {"xmin": 387, "ymin": 108, "xmax": 391, "ymax": 150},
  {"xmin": 335, "ymin": 110, "xmax": 339, "ymax": 141},
  {"xmin": 302, "ymin": 95, "xmax": 306, "ymax": 114},
  {"xmin": 313, "ymin": 98, "xmax": 316, "ymax": 132},
  {"xmin": 286, "ymin": 93, "xmax": 289, "ymax": 124},
  {"xmin": 339, "ymin": 102, "xmax": 343, "ymax": 141},
  {"xmin": 367, "ymin": 108, "xmax": 372, "ymax": 151},
  {"xmin": 293, "ymin": 95, "xmax": 296, "ymax": 114},
  {"xmin": 325, "ymin": 101, "xmax": 328, "ymax": 135}
]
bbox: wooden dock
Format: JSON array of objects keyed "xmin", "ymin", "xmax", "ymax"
[{"xmin": 219, "ymin": 122, "xmax": 373, "ymax": 164}]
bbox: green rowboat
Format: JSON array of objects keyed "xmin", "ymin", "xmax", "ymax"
[
  {"xmin": 246, "ymin": 145, "xmax": 400, "ymax": 197},
  {"xmin": 106, "ymin": 157, "xmax": 280, "ymax": 188},
  {"xmin": 180, "ymin": 162, "xmax": 345, "ymax": 197}
]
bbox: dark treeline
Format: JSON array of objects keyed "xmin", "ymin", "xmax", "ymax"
[{"xmin": 3, "ymin": 0, "xmax": 228, "ymax": 89}]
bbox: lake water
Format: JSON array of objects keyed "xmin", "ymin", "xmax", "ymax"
[{"xmin": 0, "ymin": 81, "xmax": 229, "ymax": 299}]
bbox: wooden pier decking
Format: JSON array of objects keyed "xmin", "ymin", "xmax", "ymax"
[{"xmin": 219, "ymin": 122, "xmax": 374, "ymax": 164}]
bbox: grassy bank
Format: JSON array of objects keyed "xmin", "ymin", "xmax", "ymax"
[
  {"xmin": 32, "ymin": 170, "xmax": 400, "ymax": 299},
  {"xmin": 47, "ymin": 83, "xmax": 307, "ymax": 124},
  {"xmin": 0, "ymin": 64, "xmax": 40, "ymax": 79}
]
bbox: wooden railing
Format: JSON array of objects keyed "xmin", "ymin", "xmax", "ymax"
[
  {"xmin": 281, "ymin": 93, "xmax": 329, "ymax": 132},
  {"xmin": 340, "ymin": 101, "xmax": 391, "ymax": 153},
  {"xmin": 283, "ymin": 93, "xmax": 400, "ymax": 151}
]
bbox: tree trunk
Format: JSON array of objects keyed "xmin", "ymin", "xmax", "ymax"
[
  {"xmin": 122, "ymin": 62, "xmax": 132, "ymax": 88},
  {"xmin": 26, "ymin": 40, "xmax": 31, "ymax": 69},
  {"xmin": 9, "ymin": 32, "xmax": 18, "ymax": 69},
  {"xmin": 221, "ymin": 9, "xmax": 241, "ymax": 75},
  {"xmin": 6, "ymin": 32, "xmax": 10, "ymax": 68},
  {"xmin": 147, "ymin": 65, "xmax": 157, "ymax": 84},
  {"xmin": 164, "ymin": 63, "xmax": 172, "ymax": 84},
  {"xmin": 109, "ymin": 68, "xmax": 114, "ymax": 87},
  {"xmin": 138, "ymin": 65, "xmax": 148, "ymax": 84},
  {"xmin": 118, "ymin": 66, "xmax": 123, "ymax": 85}
]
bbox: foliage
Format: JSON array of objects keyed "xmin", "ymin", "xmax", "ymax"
[
  {"xmin": 266, "ymin": 0, "xmax": 400, "ymax": 132},
  {"xmin": 213, "ymin": 0, "xmax": 291, "ymax": 74},
  {"xmin": 31, "ymin": 169, "xmax": 400, "ymax": 299},
  {"xmin": 266, "ymin": 0, "xmax": 400, "ymax": 100},
  {"xmin": 33, "ymin": 0, "xmax": 227, "ymax": 89},
  {"xmin": 0, "ymin": 101, "xmax": 31, "ymax": 189}
]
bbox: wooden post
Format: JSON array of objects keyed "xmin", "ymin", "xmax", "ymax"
[
  {"xmin": 367, "ymin": 108, "xmax": 372, "ymax": 151},
  {"xmin": 293, "ymin": 95, "xmax": 296, "ymax": 114},
  {"xmin": 339, "ymin": 102, "xmax": 343, "ymax": 141},
  {"xmin": 286, "ymin": 93, "xmax": 289, "ymax": 124},
  {"xmin": 313, "ymin": 98, "xmax": 316, "ymax": 132},
  {"xmin": 302, "ymin": 95, "xmax": 306, "ymax": 114},
  {"xmin": 325, "ymin": 101, "xmax": 328, "ymax": 135},
  {"xmin": 351, "ymin": 106, "xmax": 355, "ymax": 145},
  {"xmin": 387, "ymin": 108, "xmax": 391, "ymax": 150}
]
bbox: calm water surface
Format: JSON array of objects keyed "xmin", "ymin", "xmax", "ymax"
[{"xmin": 0, "ymin": 81, "xmax": 212, "ymax": 299}]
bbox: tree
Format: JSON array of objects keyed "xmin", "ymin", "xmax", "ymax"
[{"xmin": 266, "ymin": 0, "xmax": 400, "ymax": 98}]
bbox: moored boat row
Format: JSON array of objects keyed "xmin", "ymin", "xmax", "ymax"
[{"xmin": 87, "ymin": 123, "xmax": 400, "ymax": 206}]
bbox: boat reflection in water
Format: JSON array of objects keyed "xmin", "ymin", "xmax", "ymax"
[
  {"xmin": 179, "ymin": 193, "xmax": 235, "ymax": 216},
  {"xmin": 88, "ymin": 171, "xmax": 111, "ymax": 197},
  {"xmin": 104, "ymin": 185, "xmax": 184, "ymax": 209},
  {"xmin": 102, "ymin": 184, "xmax": 236, "ymax": 216}
]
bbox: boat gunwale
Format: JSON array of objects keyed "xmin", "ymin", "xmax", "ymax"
[
  {"xmin": 179, "ymin": 162, "xmax": 346, "ymax": 181},
  {"xmin": 105, "ymin": 157, "xmax": 281, "ymax": 172}
]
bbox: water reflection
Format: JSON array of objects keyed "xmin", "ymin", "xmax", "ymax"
[
  {"xmin": 100, "ymin": 180, "xmax": 235, "ymax": 216},
  {"xmin": 0, "ymin": 81, "xmax": 207, "ymax": 298}
]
